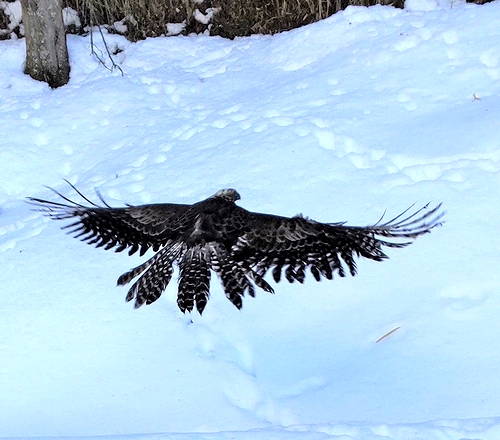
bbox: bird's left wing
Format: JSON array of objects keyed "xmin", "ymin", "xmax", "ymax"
[
  {"xmin": 232, "ymin": 203, "xmax": 444, "ymax": 284},
  {"xmin": 27, "ymin": 186, "xmax": 193, "ymax": 256}
]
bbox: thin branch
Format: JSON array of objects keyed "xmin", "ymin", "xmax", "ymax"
[{"xmin": 87, "ymin": 1, "xmax": 124, "ymax": 75}]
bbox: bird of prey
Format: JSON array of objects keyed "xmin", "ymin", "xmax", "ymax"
[{"xmin": 28, "ymin": 184, "xmax": 444, "ymax": 314}]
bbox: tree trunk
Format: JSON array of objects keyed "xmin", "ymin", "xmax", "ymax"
[{"xmin": 21, "ymin": 0, "xmax": 70, "ymax": 88}]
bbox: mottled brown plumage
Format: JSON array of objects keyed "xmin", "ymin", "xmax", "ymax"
[{"xmin": 28, "ymin": 184, "xmax": 444, "ymax": 314}]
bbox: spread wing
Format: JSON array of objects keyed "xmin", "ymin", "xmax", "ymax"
[
  {"xmin": 27, "ymin": 182, "xmax": 444, "ymax": 314},
  {"xmin": 233, "ymin": 203, "xmax": 444, "ymax": 284},
  {"xmin": 27, "ymin": 185, "xmax": 193, "ymax": 256}
]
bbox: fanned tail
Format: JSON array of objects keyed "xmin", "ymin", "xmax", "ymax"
[{"xmin": 177, "ymin": 247, "xmax": 211, "ymax": 314}]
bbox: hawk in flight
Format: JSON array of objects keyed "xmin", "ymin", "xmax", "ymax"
[{"xmin": 28, "ymin": 184, "xmax": 443, "ymax": 314}]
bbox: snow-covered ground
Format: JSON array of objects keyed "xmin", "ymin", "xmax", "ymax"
[{"xmin": 1, "ymin": 0, "xmax": 500, "ymax": 438}]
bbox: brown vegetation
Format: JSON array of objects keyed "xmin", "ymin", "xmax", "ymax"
[
  {"xmin": 61, "ymin": 0, "xmax": 403, "ymax": 40},
  {"xmin": 0, "ymin": 0, "xmax": 495, "ymax": 41}
]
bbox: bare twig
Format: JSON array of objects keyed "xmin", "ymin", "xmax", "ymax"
[{"xmin": 86, "ymin": 0, "xmax": 124, "ymax": 75}]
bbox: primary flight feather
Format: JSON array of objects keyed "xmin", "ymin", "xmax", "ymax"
[{"xmin": 28, "ymin": 184, "xmax": 444, "ymax": 314}]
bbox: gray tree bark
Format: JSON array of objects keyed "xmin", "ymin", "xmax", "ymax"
[{"xmin": 21, "ymin": 0, "xmax": 70, "ymax": 88}]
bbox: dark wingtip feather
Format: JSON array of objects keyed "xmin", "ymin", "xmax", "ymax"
[{"xmin": 374, "ymin": 202, "xmax": 445, "ymax": 237}]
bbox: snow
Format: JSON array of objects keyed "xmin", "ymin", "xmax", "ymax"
[
  {"xmin": 0, "ymin": 0, "xmax": 22, "ymax": 36},
  {"xmin": 193, "ymin": 8, "xmax": 219, "ymax": 26},
  {"xmin": 166, "ymin": 22, "xmax": 187, "ymax": 37},
  {"xmin": 1, "ymin": 0, "xmax": 500, "ymax": 439},
  {"xmin": 62, "ymin": 7, "xmax": 82, "ymax": 31}
]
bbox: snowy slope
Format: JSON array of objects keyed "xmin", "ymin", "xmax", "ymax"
[{"xmin": 1, "ymin": 0, "xmax": 500, "ymax": 438}]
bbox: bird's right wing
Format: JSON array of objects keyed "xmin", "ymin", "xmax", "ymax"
[
  {"xmin": 232, "ymin": 203, "xmax": 444, "ymax": 284},
  {"xmin": 27, "ymin": 185, "xmax": 193, "ymax": 256}
]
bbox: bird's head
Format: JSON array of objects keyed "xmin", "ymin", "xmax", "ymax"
[{"xmin": 213, "ymin": 188, "xmax": 241, "ymax": 203}]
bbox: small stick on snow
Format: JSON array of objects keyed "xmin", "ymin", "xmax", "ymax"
[{"xmin": 375, "ymin": 326, "xmax": 401, "ymax": 343}]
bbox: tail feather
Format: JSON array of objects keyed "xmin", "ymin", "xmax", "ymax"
[{"xmin": 178, "ymin": 248, "xmax": 211, "ymax": 314}]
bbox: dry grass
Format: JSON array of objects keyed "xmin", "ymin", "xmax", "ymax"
[
  {"xmin": 0, "ymin": 0, "xmax": 492, "ymax": 41},
  {"xmin": 0, "ymin": 0, "xmax": 493, "ymax": 41},
  {"xmin": 0, "ymin": 9, "xmax": 9, "ymax": 39},
  {"xmin": 62, "ymin": 0, "xmax": 406, "ymax": 40},
  {"xmin": 211, "ymin": 0, "xmax": 403, "ymax": 38},
  {"xmin": 64, "ymin": 0, "xmax": 190, "ymax": 39}
]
